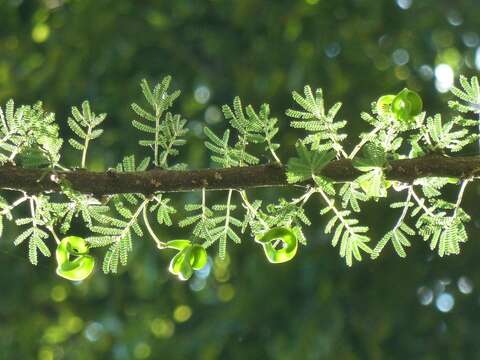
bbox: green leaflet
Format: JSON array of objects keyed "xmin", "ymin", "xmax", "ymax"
[
  {"xmin": 321, "ymin": 203, "xmax": 372, "ymax": 267},
  {"xmin": 0, "ymin": 100, "xmax": 63, "ymax": 168},
  {"xmin": 286, "ymin": 85, "xmax": 347, "ymax": 155},
  {"xmin": 416, "ymin": 202, "xmax": 470, "ymax": 257},
  {"xmin": 222, "ymin": 97, "xmax": 281, "ymax": 163},
  {"xmin": 13, "ymin": 196, "xmax": 52, "ymax": 265},
  {"xmin": 86, "ymin": 155, "xmax": 151, "ymax": 274},
  {"xmin": 421, "ymin": 114, "xmax": 479, "ymax": 152},
  {"xmin": 356, "ymin": 169, "xmax": 388, "ymax": 199},
  {"xmin": 449, "ymin": 75, "xmax": 480, "ymax": 113},
  {"xmin": 353, "ymin": 144, "xmax": 388, "ymax": 198},
  {"xmin": 204, "ymin": 96, "xmax": 282, "ymax": 169},
  {"xmin": 286, "ymin": 142, "xmax": 335, "ymax": 183},
  {"xmin": 67, "ymin": 100, "xmax": 106, "ymax": 168},
  {"xmin": 204, "ymin": 127, "xmax": 258, "ymax": 167},
  {"xmin": 179, "ymin": 191, "xmax": 242, "ymax": 259},
  {"xmin": 372, "ymin": 225, "xmax": 414, "ymax": 259},
  {"xmin": 150, "ymin": 196, "xmax": 176, "ymax": 226},
  {"xmin": 339, "ymin": 182, "xmax": 368, "ymax": 213},
  {"xmin": 131, "ymin": 76, "xmax": 187, "ymax": 168},
  {"xmin": 352, "ymin": 143, "xmax": 387, "ymax": 171}
]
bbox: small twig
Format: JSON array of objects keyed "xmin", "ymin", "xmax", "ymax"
[
  {"xmin": 47, "ymin": 225, "xmax": 61, "ymax": 245},
  {"xmin": 453, "ymin": 178, "xmax": 471, "ymax": 218},
  {"xmin": 142, "ymin": 202, "xmax": 166, "ymax": 249},
  {"xmin": 291, "ymin": 187, "xmax": 316, "ymax": 206},
  {"xmin": 239, "ymin": 190, "xmax": 269, "ymax": 230},
  {"xmin": 317, "ymin": 188, "xmax": 355, "ymax": 237},
  {"xmin": 118, "ymin": 199, "xmax": 149, "ymax": 243},
  {"xmin": 393, "ymin": 187, "xmax": 413, "ymax": 230},
  {"xmin": 410, "ymin": 188, "xmax": 435, "ymax": 218},
  {"xmin": 0, "ymin": 194, "xmax": 28, "ymax": 215},
  {"xmin": 349, "ymin": 125, "xmax": 384, "ymax": 159}
]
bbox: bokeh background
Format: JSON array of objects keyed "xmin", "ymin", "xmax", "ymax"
[{"xmin": 1, "ymin": 0, "xmax": 480, "ymax": 359}]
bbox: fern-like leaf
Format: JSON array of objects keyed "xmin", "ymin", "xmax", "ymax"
[
  {"xmin": 286, "ymin": 86, "xmax": 347, "ymax": 155},
  {"xmin": 131, "ymin": 76, "xmax": 185, "ymax": 168}
]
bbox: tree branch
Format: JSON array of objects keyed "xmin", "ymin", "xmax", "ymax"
[{"xmin": 1, "ymin": 154, "xmax": 480, "ymax": 196}]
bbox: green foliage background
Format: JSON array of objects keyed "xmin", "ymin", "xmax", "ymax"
[{"xmin": 1, "ymin": 0, "xmax": 480, "ymax": 359}]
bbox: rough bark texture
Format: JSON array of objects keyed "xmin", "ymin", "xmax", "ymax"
[{"xmin": 1, "ymin": 154, "xmax": 479, "ymax": 195}]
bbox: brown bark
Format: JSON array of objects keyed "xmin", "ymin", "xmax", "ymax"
[{"xmin": 1, "ymin": 154, "xmax": 479, "ymax": 196}]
